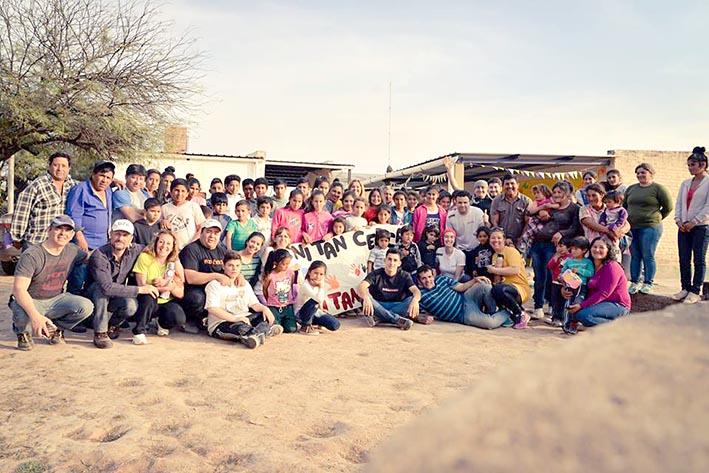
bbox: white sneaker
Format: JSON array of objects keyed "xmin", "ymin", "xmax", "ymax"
[
  {"xmin": 639, "ymin": 283, "xmax": 653, "ymax": 294},
  {"xmin": 672, "ymin": 290, "xmax": 688, "ymax": 301},
  {"xmin": 156, "ymin": 321, "xmax": 169, "ymax": 337},
  {"xmin": 531, "ymin": 308, "xmax": 545, "ymax": 320},
  {"xmin": 683, "ymin": 292, "xmax": 701, "ymax": 304},
  {"xmin": 628, "ymin": 282, "xmax": 640, "ymax": 295},
  {"xmin": 132, "ymin": 334, "xmax": 148, "ymax": 345}
]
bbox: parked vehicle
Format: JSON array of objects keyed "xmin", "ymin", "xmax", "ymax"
[{"xmin": 0, "ymin": 213, "xmax": 20, "ymax": 275}]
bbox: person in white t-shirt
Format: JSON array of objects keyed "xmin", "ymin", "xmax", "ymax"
[
  {"xmin": 446, "ymin": 190, "xmax": 485, "ymax": 274},
  {"xmin": 436, "ymin": 228, "xmax": 467, "ymax": 282},
  {"xmin": 161, "ymin": 178, "xmax": 206, "ymax": 250},
  {"xmin": 204, "ymin": 252, "xmax": 283, "ymax": 349}
]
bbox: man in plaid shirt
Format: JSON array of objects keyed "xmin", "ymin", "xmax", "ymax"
[{"xmin": 10, "ymin": 152, "xmax": 77, "ymax": 248}]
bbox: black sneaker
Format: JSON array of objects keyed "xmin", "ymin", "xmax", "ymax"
[
  {"xmin": 107, "ymin": 325, "xmax": 121, "ymax": 340},
  {"xmin": 17, "ymin": 333, "xmax": 33, "ymax": 351},
  {"xmin": 563, "ymin": 320, "xmax": 578, "ymax": 335},
  {"xmin": 397, "ymin": 318, "xmax": 413, "ymax": 331},
  {"xmin": 49, "ymin": 329, "xmax": 66, "ymax": 345},
  {"xmin": 241, "ymin": 334, "xmax": 261, "ymax": 349}
]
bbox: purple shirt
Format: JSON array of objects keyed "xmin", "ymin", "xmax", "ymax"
[
  {"xmin": 580, "ymin": 261, "xmax": 631, "ymax": 310},
  {"xmin": 66, "ymin": 180, "xmax": 113, "ymax": 250}
]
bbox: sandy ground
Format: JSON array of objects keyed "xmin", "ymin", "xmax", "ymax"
[
  {"xmin": 0, "ymin": 271, "xmax": 700, "ymax": 472},
  {"xmin": 367, "ymin": 303, "xmax": 709, "ymax": 473}
]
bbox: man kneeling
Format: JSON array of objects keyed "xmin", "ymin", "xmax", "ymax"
[{"xmin": 205, "ymin": 252, "xmax": 283, "ymax": 349}]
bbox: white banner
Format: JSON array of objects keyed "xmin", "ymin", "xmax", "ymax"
[{"xmin": 289, "ymin": 225, "xmax": 402, "ymax": 315}]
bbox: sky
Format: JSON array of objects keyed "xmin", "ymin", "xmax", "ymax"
[{"xmin": 164, "ymin": 0, "xmax": 708, "ymax": 173}]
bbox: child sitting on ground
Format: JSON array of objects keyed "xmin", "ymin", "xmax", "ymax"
[
  {"xmin": 263, "ymin": 248, "xmax": 298, "ymax": 333},
  {"xmin": 204, "ymin": 252, "xmax": 283, "ymax": 349},
  {"xmin": 295, "ymin": 261, "xmax": 341, "ymax": 335}
]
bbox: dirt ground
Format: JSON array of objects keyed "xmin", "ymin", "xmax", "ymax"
[{"xmin": 0, "ymin": 271, "xmax": 703, "ymax": 472}]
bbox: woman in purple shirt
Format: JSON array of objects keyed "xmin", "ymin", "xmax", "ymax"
[{"xmin": 564, "ymin": 236, "xmax": 631, "ymax": 334}]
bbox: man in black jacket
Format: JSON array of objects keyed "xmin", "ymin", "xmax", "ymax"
[{"xmin": 86, "ymin": 219, "xmax": 159, "ymax": 348}]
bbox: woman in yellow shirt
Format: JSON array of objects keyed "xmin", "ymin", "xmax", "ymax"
[
  {"xmin": 486, "ymin": 227, "xmax": 532, "ymax": 329},
  {"xmin": 132, "ymin": 230, "xmax": 186, "ymax": 345}
]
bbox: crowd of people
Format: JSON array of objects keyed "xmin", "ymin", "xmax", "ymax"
[{"xmin": 8, "ymin": 148, "xmax": 709, "ymax": 350}]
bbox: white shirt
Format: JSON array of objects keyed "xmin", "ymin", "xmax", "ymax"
[
  {"xmin": 204, "ymin": 280, "xmax": 259, "ymax": 334},
  {"xmin": 446, "ymin": 206, "xmax": 485, "ymax": 251}
]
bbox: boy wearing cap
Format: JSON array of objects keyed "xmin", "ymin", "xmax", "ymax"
[
  {"xmin": 65, "ymin": 160, "xmax": 116, "ymax": 294},
  {"xmin": 133, "ymin": 198, "xmax": 163, "ymax": 246},
  {"xmin": 10, "ymin": 216, "xmax": 94, "ymax": 350},
  {"xmin": 113, "ymin": 163, "xmax": 150, "ymax": 222},
  {"xmin": 86, "ymin": 219, "xmax": 160, "ymax": 348}
]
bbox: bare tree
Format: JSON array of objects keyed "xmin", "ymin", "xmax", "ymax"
[{"xmin": 0, "ymin": 0, "xmax": 202, "ymax": 163}]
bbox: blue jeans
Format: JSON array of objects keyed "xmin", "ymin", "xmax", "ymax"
[
  {"xmin": 297, "ymin": 299, "xmax": 341, "ymax": 331},
  {"xmin": 630, "ymin": 225, "xmax": 663, "ymax": 284},
  {"xmin": 11, "ymin": 293, "xmax": 94, "ymax": 334},
  {"xmin": 573, "ymin": 302, "xmax": 629, "ymax": 327},
  {"xmin": 678, "ymin": 225, "xmax": 709, "ymax": 294},
  {"xmin": 370, "ymin": 297, "xmax": 412, "ymax": 325},
  {"xmin": 461, "ymin": 283, "xmax": 511, "ymax": 329},
  {"xmin": 530, "ymin": 241, "xmax": 555, "ymax": 309},
  {"xmin": 67, "ymin": 262, "xmax": 89, "ymax": 295},
  {"xmin": 86, "ymin": 283, "xmax": 138, "ymax": 333}
]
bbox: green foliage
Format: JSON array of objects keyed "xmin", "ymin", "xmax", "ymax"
[
  {"xmin": 0, "ymin": 0, "xmax": 201, "ymax": 163},
  {"xmin": 14, "ymin": 460, "xmax": 48, "ymax": 473}
]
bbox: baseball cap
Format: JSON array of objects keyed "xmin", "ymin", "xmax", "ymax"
[
  {"xmin": 203, "ymin": 219, "xmax": 223, "ymax": 231},
  {"xmin": 125, "ymin": 164, "xmax": 147, "ymax": 176},
  {"xmin": 50, "ymin": 215, "xmax": 76, "ymax": 230},
  {"xmin": 111, "ymin": 219, "xmax": 135, "ymax": 235},
  {"xmin": 93, "ymin": 160, "xmax": 116, "ymax": 174}
]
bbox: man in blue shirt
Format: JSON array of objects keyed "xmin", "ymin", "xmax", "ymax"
[
  {"xmin": 113, "ymin": 163, "xmax": 150, "ymax": 222},
  {"xmin": 65, "ymin": 160, "xmax": 115, "ymax": 294},
  {"xmin": 416, "ymin": 265, "xmax": 511, "ymax": 329}
]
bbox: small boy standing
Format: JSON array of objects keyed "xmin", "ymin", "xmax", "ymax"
[
  {"xmin": 209, "ymin": 192, "xmax": 232, "ymax": 241},
  {"xmin": 545, "ymin": 238, "xmax": 571, "ymax": 326},
  {"xmin": 560, "ymin": 237, "xmax": 595, "ymax": 334},
  {"xmin": 133, "ymin": 198, "xmax": 162, "ymax": 246},
  {"xmin": 205, "ymin": 252, "xmax": 283, "ymax": 349},
  {"xmin": 368, "ymin": 230, "xmax": 391, "ymax": 272},
  {"xmin": 397, "ymin": 225, "xmax": 421, "ymax": 274}
]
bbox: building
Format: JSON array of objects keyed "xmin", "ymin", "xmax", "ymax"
[{"xmin": 362, "ymin": 149, "xmax": 695, "ymax": 265}]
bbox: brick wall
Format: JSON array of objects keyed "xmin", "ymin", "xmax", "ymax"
[{"xmin": 609, "ymin": 149, "xmax": 692, "ymax": 265}]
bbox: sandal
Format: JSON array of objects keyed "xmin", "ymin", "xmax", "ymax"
[{"xmin": 299, "ymin": 325, "xmax": 320, "ymax": 336}]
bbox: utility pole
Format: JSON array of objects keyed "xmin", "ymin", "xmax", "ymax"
[{"xmin": 387, "ymin": 81, "xmax": 392, "ymax": 173}]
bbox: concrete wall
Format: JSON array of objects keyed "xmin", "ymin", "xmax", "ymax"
[{"xmin": 609, "ymin": 149, "xmax": 691, "ymax": 265}]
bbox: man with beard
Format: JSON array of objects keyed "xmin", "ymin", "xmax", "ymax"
[{"xmin": 86, "ymin": 219, "xmax": 160, "ymax": 348}]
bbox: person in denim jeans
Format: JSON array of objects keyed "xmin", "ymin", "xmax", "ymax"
[
  {"xmin": 673, "ymin": 147, "xmax": 709, "ymax": 304},
  {"xmin": 357, "ymin": 248, "xmax": 426, "ymax": 330},
  {"xmin": 624, "ymin": 163, "xmax": 673, "ymax": 295},
  {"xmin": 565, "ymin": 237, "xmax": 631, "ymax": 333},
  {"xmin": 529, "ymin": 181, "xmax": 581, "ymax": 320}
]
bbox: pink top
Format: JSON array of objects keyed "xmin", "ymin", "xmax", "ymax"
[
  {"xmin": 272, "ymin": 207, "xmax": 305, "ymax": 243},
  {"xmin": 265, "ymin": 269, "xmax": 296, "ymax": 307},
  {"xmin": 687, "ymin": 187, "xmax": 695, "ymax": 208},
  {"xmin": 536, "ymin": 197, "xmax": 553, "ymax": 206},
  {"xmin": 580, "ymin": 261, "xmax": 631, "ymax": 310},
  {"xmin": 412, "ymin": 205, "xmax": 447, "ymax": 242},
  {"xmin": 303, "ymin": 210, "xmax": 333, "ymax": 241}
]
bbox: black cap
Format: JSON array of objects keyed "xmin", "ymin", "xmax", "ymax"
[
  {"xmin": 93, "ymin": 160, "xmax": 116, "ymax": 174},
  {"xmin": 126, "ymin": 163, "xmax": 147, "ymax": 176}
]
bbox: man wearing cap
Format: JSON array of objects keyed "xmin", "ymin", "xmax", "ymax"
[
  {"xmin": 11, "ymin": 151, "xmax": 77, "ymax": 249},
  {"xmin": 178, "ymin": 219, "xmax": 240, "ymax": 332},
  {"xmin": 10, "ymin": 216, "xmax": 94, "ymax": 350},
  {"xmin": 86, "ymin": 219, "xmax": 160, "ymax": 348},
  {"xmin": 65, "ymin": 160, "xmax": 115, "ymax": 294},
  {"xmin": 113, "ymin": 164, "xmax": 150, "ymax": 222}
]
